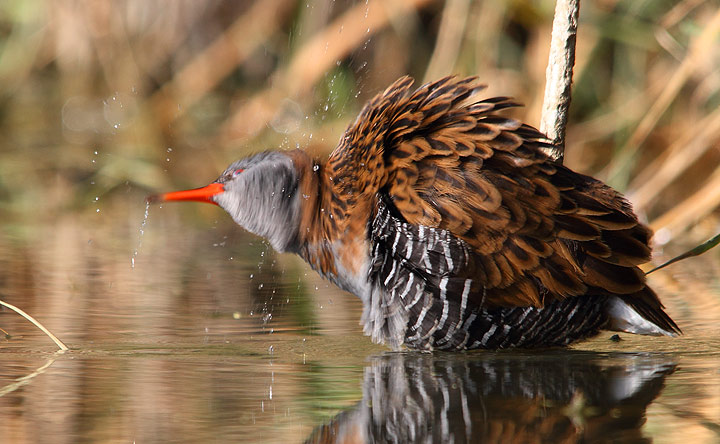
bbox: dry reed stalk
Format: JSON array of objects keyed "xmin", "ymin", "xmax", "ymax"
[
  {"xmin": 422, "ymin": 0, "xmax": 471, "ymax": 83},
  {"xmin": 0, "ymin": 299, "xmax": 68, "ymax": 351},
  {"xmin": 149, "ymin": 0, "xmax": 293, "ymax": 125},
  {"xmin": 629, "ymin": 106, "xmax": 720, "ymax": 211},
  {"xmin": 650, "ymin": 166, "xmax": 720, "ymax": 237},
  {"xmin": 76, "ymin": 2, "xmax": 143, "ymax": 97},
  {"xmin": 219, "ymin": 0, "xmax": 434, "ymax": 142},
  {"xmin": 565, "ymin": 95, "xmax": 646, "ymax": 147},
  {"xmin": 603, "ymin": 9, "xmax": 720, "ymax": 183},
  {"xmin": 661, "ymin": 0, "xmax": 706, "ymax": 29},
  {"xmin": 539, "ymin": 0, "xmax": 580, "ymax": 163}
]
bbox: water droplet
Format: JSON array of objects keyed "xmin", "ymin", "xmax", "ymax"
[
  {"xmin": 258, "ymin": 283, "xmax": 264, "ymax": 289},
  {"xmin": 131, "ymin": 201, "xmax": 151, "ymax": 269},
  {"xmin": 313, "ymin": 164, "xmax": 319, "ymax": 171},
  {"xmin": 654, "ymin": 228, "xmax": 671, "ymax": 246},
  {"xmin": 96, "ymin": 209, "xmax": 100, "ymax": 213},
  {"xmin": 268, "ymin": 345, "xmax": 274, "ymax": 354},
  {"xmin": 249, "ymin": 273, "xmax": 254, "ymax": 279},
  {"xmin": 166, "ymin": 147, "xmax": 172, "ymax": 152}
]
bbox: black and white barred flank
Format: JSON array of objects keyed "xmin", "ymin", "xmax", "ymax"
[{"xmin": 368, "ymin": 196, "xmax": 610, "ymax": 350}]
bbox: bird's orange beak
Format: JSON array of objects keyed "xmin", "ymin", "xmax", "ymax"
[{"xmin": 146, "ymin": 183, "xmax": 225, "ymax": 206}]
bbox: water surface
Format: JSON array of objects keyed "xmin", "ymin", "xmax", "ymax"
[{"xmin": 1, "ymin": 201, "xmax": 719, "ymax": 443}]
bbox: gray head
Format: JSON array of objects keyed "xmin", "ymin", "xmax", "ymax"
[
  {"xmin": 214, "ymin": 151, "xmax": 302, "ymax": 252},
  {"xmin": 151, "ymin": 151, "xmax": 302, "ymax": 253}
]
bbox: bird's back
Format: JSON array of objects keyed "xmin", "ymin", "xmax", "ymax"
[{"xmin": 320, "ymin": 76, "xmax": 679, "ymax": 350}]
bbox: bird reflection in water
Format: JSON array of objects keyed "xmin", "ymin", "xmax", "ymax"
[{"xmin": 305, "ymin": 352, "xmax": 675, "ymax": 443}]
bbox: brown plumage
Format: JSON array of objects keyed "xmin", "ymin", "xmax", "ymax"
[{"xmin": 153, "ymin": 75, "xmax": 680, "ymax": 350}]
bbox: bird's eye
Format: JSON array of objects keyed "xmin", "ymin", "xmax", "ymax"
[{"xmin": 232, "ymin": 168, "xmax": 244, "ymax": 177}]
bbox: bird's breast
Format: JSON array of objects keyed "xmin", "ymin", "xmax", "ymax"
[{"xmin": 301, "ymin": 236, "xmax": 372, "ymax": 300}]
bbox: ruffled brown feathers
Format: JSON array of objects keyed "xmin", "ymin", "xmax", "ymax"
[{"xmin": 322, "ymin": 75, "xmax": 679, "ymax": 336}]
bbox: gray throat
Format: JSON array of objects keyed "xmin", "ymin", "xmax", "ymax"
[{"xmin": 214, "ymin": 152, "xmax": 303, "ymax": 253}]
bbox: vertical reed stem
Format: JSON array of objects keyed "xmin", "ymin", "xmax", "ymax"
[{"xmin": 539, "ymin": 0, "xmax": 580, "ymax": 164}]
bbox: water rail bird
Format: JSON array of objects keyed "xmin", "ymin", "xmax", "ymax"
[{"xmin": 149, "ymin": 76, "xmax": 680, "ymax": 350}]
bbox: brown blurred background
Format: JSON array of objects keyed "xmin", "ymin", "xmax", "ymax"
[
  {"xmin": 0, "ymin": 0, "xmax": 718, "ymax": 242},
  {"xmin": 1, "ymin": 3, "xmax": 720, "ymax": 443}
]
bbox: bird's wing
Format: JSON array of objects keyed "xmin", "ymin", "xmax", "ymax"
[{"xmin": 340, "ymin": 76, "xmax": 678, "ymax": 335}]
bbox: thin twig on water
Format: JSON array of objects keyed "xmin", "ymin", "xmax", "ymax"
[{"xmin": 0, "ymin": 299, "xmax": 69, "ymax": 352}]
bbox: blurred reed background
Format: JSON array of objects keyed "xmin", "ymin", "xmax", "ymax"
[
  {"xmin": 0, "ymin": 0, "xmax": 718, "ymax": 245},
  {"xmin": 1, "ymin": 4, "xmax": 719, "ymax": 441}
]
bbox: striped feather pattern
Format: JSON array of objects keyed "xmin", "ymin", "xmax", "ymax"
[
  {"xmin": 370, "ymin": 196, "xmax": 609, "ymax": 349},
  {"xmin": 325, "ymin": 76, "xmax": 681, "ymax": 349}
]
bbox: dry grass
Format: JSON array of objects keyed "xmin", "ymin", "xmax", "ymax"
[{"xmin": 0, "ymin": 0, "xmax": 717, "ymax": 242}]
